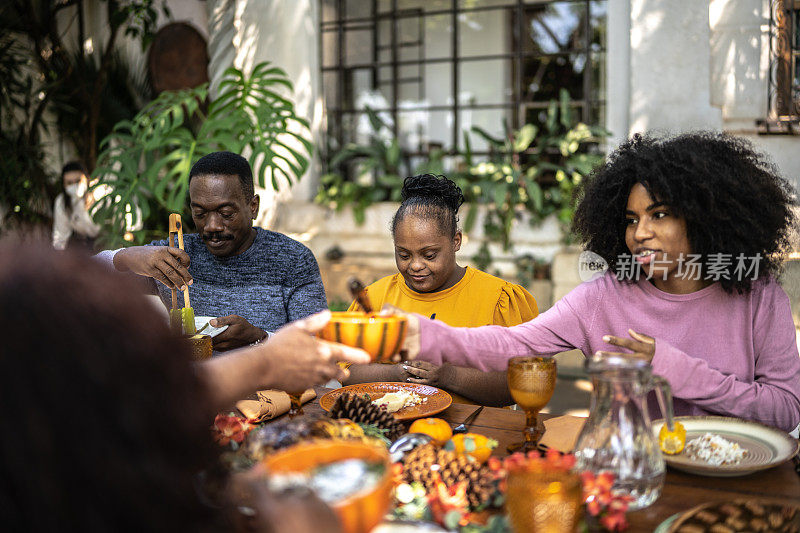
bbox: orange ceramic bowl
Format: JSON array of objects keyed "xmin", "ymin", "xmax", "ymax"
[
  {"xmin": 263, "ymin": 440, "xmax": 393, "ymax": 533},
  {"xmin": 318, "ymin": 312, "xmax": 407, "ymax": 362}
]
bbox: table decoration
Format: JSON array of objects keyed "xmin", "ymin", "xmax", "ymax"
[
  {"xmin": 408, "ymin": 417, "xmax": 453, "ymax": 446},
  {"xmin": 445, "ymin": 433, "xmax": 498, "ymax": 464},
  {"xmin": 212, "ymin": 413, "xmax": 254, "ymax": 447},
  {"xmin": 392, "ymin": 445, "xmax": 633, "ymax": 532},
  {"xmin": 327, "ymin": 391, "xmax": 406, "ymax": 440},
  {"xmin": 320, "ymin": 382, "xmax": 452, "ymax": 421}
]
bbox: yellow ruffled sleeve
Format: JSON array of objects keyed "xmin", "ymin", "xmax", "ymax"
[{"xmin": 492, "ymin": 283, "xmax": 539, "ymax": 326}]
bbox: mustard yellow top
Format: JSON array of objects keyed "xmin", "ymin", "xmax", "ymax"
[
  {"xmin": 345, "ymin": 267, "xmax": 538, "ymax": 404},
  {"xmin": 347, "ymin": 267, "xmax": 538, "ymax": 327}
]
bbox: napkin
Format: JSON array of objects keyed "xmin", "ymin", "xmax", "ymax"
[
  {"xmin": 539, "ymin": 415, "xmax": 587, "ymax": 453},
  {"xmin": 236, "ymin": 389, "xmax": 316, "ymax": 422}
]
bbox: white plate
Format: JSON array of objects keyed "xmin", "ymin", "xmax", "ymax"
[
  {"xmin": 194, "ymin": 316, "xmax": 229, "ymax": 338},
  {"xmin": 652, "ymin": 415, "xmax": 799, "ymax": 477}
]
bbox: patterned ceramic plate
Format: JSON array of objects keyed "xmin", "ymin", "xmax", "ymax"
[
  {"xmin": 320, "ymin": 382, "xmax": 452, "ymax": 421},
  {"xmin": 651, "ymin": 416, "xmax": 799, "ymax": 477}
]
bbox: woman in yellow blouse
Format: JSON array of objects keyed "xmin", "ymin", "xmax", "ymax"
[{"xmin": 343, "ymin": 174, "xmax": 538, "ymax": 406}]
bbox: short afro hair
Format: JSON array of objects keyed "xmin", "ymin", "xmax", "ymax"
[
  {"xmin": 189, "ymin": 151, "xmax": 254, "ymax": 198},
  {"xmin": 572, "ymin": 132, "xmax": 797, "ymax": 293}
]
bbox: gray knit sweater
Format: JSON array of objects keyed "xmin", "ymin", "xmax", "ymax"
[{"xmin": 99, "ymin": 227, "xmax": 327, "ymax": 333}]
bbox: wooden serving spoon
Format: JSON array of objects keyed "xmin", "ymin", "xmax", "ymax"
[{"xmin": 348, "ymin": 277, "xmax": 373, "ymax": 314}]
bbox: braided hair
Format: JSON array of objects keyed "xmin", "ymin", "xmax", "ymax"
[{"xmin": 391, "ymin": 174, "xmax": 465, "ymax": 238}]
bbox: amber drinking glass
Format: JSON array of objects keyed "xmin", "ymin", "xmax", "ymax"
[
  {"xmin": 507, "ymin": 356, "xmax": 556, "ymax": 452},
  {"xmin": 506, "ymin": 469, "xmax": 583, "ymax": 533},
  {"xmin": 185, "ymin": 334, "xmax": 212, "ymax": 361}
]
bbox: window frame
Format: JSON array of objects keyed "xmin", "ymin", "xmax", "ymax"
[
  {"xmin": 319, "ymin": 0, "xmax": 606, "ymax": 159},
  {"xmin": 760, "ymin": 0, "xmax": 800, "ymax": 134}
]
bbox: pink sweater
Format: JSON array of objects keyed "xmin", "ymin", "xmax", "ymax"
[{"xmin": 418, "ymin": 273, "xmax": 800, "ymax": 432}]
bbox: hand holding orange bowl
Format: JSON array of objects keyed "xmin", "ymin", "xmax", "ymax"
[
  {"xmin": 262, "ymin": 441, "xmax": 393, "ymax": 533},
  {"xmin": 317, "ymin": 311, "xmax": 407, "ymax": 363}
]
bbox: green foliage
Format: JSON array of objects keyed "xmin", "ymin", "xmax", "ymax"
[
  {"xmin": 0, "ymin": 34, "xmax": 56, "ymax": 229},
  {"xmin": 0, "ymin": 0, "xmax": 167, "ymax": 231},
  {"xmin": 461, "ymin": 89, "xmax": 609, "ymax": 254},
  {"xmin": 315, "ymin": 90, "xmax": 609, "ymax": 271},
  {"xmin": 92, "ymin": 62, "xmax": 313, "ymax": 248},
  {"xmin": 315, "ymin": 106, "xmax": 405, "ymax": 224}
]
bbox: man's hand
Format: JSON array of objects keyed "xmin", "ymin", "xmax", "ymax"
[
  {"xmin": 210, "ymin": 315, "xmax": 265, "ymax": 351},
  {"xmin": 113, "ymin": 246, "xmax": 192, "ymax": 290},
  {"xmin": 403, "ymin": 360, "xmax": 447, "ymax": 386},
  {"xmin": 257, "ymin": 310, "xmax": 371, "ymax": 393},
  {"xmin": 596, "ymin": 329, "xmax": 656, "ymax": 362}
]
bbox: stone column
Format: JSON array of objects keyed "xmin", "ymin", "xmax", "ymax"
[
  {"xmin": 629, "ymin": 0, "xmax": 723, "ymax": 133},
  {"xmin": 206, "ymin": 0, "xmax": 322, "ymax": 228}
]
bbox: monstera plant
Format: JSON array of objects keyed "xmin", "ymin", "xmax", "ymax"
[{"xmin": 92, "ymin": 62, "xmax": 313, "ymax": 247}]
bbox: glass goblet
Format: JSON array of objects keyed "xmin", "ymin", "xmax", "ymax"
[
  {"xmin": 506, "ymin": 469, "xmax": 583, "ymax": 533},
  {"xmin": 507, "ymin": 356, "xmax": 556, "ymax": 453}
]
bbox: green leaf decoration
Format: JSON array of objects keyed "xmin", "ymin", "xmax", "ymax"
[{"xmin": 92, "ymin": 61, "xmax": 312, "ymax": 248}]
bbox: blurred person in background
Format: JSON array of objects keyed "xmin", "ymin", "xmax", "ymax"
[
  {"xmin": 0, "ymin": 241, "xmax": 367, "ymax": 532},
  {"xmin": 52, "ymin": 161, "xmax": 101, "ymax": 252}
]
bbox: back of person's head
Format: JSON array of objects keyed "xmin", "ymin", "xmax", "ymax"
[
  {"xmin": 190, "ymin": 151, "xmax": 255, "ymax": 199},
  {"xmin": 391, "ymin": 174, "xmax": 465, "ymax": 238},
  {"xmin": 0, "ymin": 241, "xmax": 217, "ymax": 531},
  {"xmin": 572, "ymin": 131, "xmax": 797, "ymax": 292}
]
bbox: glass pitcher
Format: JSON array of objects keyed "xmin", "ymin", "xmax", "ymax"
[{"xmin": 573, "ymin": 354, "xmax": 676, "ymax": 510}]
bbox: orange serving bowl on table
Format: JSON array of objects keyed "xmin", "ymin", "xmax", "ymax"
[
  {"xmin": 263, "ymin": 440, "xmax": 393, "ymax": 533},
  {"xmin": 318, "ymin": 312, "xmax": 407, "ymax": 362}
]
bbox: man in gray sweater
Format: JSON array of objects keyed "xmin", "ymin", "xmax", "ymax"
[{"xmin": 98, "ymin": 151, "xmax": 327, "ymax": 351}]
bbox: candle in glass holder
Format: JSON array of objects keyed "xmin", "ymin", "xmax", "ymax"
[{"xmin": 506, "ymin": 469, "xmax": 583, "ymax": 533}]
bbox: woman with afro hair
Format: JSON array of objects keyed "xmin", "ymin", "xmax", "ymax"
[
  {"xmin": 398, "ymin": 132, "xmax": 800, "ymax": 432},
  {"xmin": 342, "ymin": 173, "xmax": 538, "ymax": 406}
]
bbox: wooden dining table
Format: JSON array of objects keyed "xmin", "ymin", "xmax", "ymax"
[{"xmin": 288, "ymin": 386, "xmax": 800, "ymax": 531}]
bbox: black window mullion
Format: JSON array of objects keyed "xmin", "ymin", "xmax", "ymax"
[
  {"xmin": 515, "ymin": 0, "xmax": 524, "ymax": 129},
  {"xmin": 582, "ymin": 0, "xmax": 591, "ymax": 123},
  {"xmin": 391, "ymin": 0, "xmax": 399, "ymax": 139},
  {"xmin": 371, "ymin": 0, "xmax": 378, "ymax": 92},
  {"xmin": 336, "ymin": 0, "xmax": 345, "ymax": 150},
  {"xmin": 451, "ymin": 0, "xmax": 459, "ymax": 150}
]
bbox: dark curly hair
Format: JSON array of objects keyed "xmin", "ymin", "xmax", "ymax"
[
  {"xmin": 0, "ymin": 241, "xmax": 221, "ymax": 531},
  {"xmin": 572, "ymin": 132, "xmax": 797, "ymax": 293},
  {"xmin": 391, "ymin": 174, "xmax": 465, "ymax": 238}
]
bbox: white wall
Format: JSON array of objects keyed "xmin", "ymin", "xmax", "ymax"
[
  {"xmin": 613, "ymin": 0, "xmax": 799, "ymax": 189},
  {"xmin": 628, "ymin": 0, "xmax": 723, "ymax": 134}
]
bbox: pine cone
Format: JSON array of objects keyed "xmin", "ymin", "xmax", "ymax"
[
  {"xmin": 328, "ymin": 392, "xmax": 405, "ymax": 440},
  {"xmin": 402, "ymin": 443, "xmax": 495, "ymax": 509}
]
